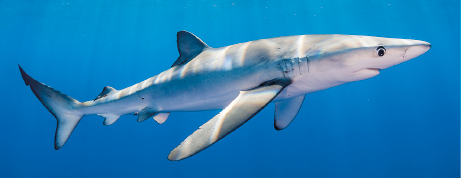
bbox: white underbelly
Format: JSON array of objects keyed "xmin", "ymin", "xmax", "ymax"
[{"xmin": 274, "ymin": 73, "xmax": 347, "ymax": 101}]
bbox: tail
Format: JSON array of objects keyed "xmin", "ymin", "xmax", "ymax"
[{"xmin": 19, "ymin": 65, "xmax": 84, "ymax": 150}]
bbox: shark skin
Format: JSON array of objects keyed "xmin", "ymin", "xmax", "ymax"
[{"xmin": 19, "ymin": 31, "xmax": 431, "ymax": 160}]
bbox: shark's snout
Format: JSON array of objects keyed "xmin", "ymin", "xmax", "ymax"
[
  {"xmin": 416, "ymin": 41, "xmax": 431, "ymax": 52},
  {"xmin": 404, "ymin": 42, "xmax": 431, "ymax": 59}
]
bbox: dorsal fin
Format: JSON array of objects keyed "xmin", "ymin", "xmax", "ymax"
[
  {"xmin": 94, "ymin": 86, "xmax": 117, "ymax": 101},
  {"xmin": 171, "ymin": 31, "xmax": 210, "ymax": 67}
]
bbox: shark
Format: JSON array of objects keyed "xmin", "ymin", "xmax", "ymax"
[{"xmin": 19, "ymin": 31, "xmax": 431, "ymax": 161}]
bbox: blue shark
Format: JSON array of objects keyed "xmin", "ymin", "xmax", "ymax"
[{"xmin": 19, "ymin": 31, "xmax": 430, "ymax": 160}]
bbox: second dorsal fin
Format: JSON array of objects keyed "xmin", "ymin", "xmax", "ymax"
[
  {"xmin": 171, "ymin": 31, "xmax": 210, "ymax": 67},
  {"xmin": 94, "ymin": 86, "xmax": 117, "ymax": 101}
]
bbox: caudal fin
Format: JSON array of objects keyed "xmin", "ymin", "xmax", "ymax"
[{"xmin": 19, "ymin": 65, "xmax": 84, "ymax": 150}]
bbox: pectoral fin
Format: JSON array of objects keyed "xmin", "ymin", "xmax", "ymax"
[
  {"xmin": 274, "ymin": 95, "xmax": 305, "ymax": 130},
  {"xmin": 168, "ymin": 79, "xmax": 291, "ymax": 161}
]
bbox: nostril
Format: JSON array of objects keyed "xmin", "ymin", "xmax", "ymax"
[
  {"xmin": 403, "ymin": 49, "xmax": 408, "ymax": 58},
  {"xmin": 404, "ymin": 44, "xmax": 430, "ymax": 60}
]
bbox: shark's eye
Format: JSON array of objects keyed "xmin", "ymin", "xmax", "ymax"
[{"xmin": 376, "ymin": 46, "xmax": 386, "ymax": 57}]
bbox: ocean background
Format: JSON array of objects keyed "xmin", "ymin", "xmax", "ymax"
[{"xmin": 0, "ymin": 0, "xmax": 459, "ymax": 177}]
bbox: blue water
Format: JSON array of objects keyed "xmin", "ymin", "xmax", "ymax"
[{"xmin": 0, "ymin": 0, "xmax": 459, "ymax": 177}]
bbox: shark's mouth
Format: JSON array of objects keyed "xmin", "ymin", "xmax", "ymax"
[
  {"xmin": 367, "ymin": 68, "xmax": 381, "ymax": 71},
  {"xmin": 354, "ymin": 68, "xmax": 382, "ymax": 74}
]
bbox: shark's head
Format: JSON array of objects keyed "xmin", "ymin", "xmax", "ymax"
[{"xmin": 306, "ymin": 35, "xmax": 431, "ymax": 83}]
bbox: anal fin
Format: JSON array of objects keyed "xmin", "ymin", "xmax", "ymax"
[{"xmin": 98, "ymin": 114, "xmax": 121, "ymax": 126}]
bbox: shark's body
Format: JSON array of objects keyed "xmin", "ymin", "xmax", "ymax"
[{"xmin": 20, "ymin": 31, "xmax": 430, "ymax": 161}]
